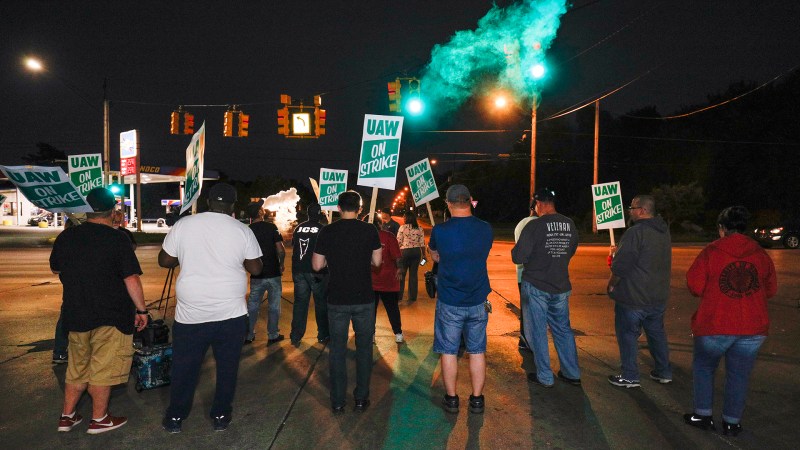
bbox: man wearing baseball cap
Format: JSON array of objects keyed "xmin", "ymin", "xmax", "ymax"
[
  {"xmin": 158, "ymin": 182, "xmax": 263, "ymax": 433},
  {"xmin": 51, "ymin": 187, "xmax": 148, "ymax": 434}
]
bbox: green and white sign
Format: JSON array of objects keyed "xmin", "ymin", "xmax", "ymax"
[
  {"xmin": 68, "ymin": 153, "xmax": 103, "ymax": 197},
  {"xmin": 180, "ymin": 122, "xmax": 206, "ymax": 214},
  {"xmin": 0, "ymin": 194, "xmax": 7, "ymax": 204},
  {"xmin": 319, "ymin": 168, "xmax": 347, "ymax": 211},
  {"xmin": 356, "ymin": 114, "xmax": 404, "ymax": 190},
  {"xmin": 0, "ymin": 165, "xmax": 92, "ymax": 213},
  {"xmin": 592, "ymin": 181, "xmax": 626, "ymax": 230},
  {"xmin": 405, "ymin": 158, "xmax": 439, "ymax": 206}
]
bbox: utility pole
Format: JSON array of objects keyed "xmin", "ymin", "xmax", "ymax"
[
  {"xmin": 103, "ymin": 77, "xmax": 110, "ymax": 185},
  {"xmin": 592, "ymin": 100, "xmax": 600, "ymax": 233},
  {"xmin": 529, "ymin": 92, "xmax": 538, "ymax": 200}
]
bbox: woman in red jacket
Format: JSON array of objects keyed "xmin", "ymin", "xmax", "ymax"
[{"xmin": 684, "ymin": 206, "xmax": 777, "ymax": 436}]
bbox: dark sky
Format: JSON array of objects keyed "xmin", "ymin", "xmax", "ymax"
[{"xmin": 2, "ymin": 0, "xmax": 798, "ymax": 184}]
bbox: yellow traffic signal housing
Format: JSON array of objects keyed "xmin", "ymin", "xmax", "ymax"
[
  {"xmin": 183, "ymin": 112, "xmax": 194, "ymax": 135},
  {"xmin": 170, "ymin": 111, "xmax": 180, "ymax": 134},
  {"xmin": 388, "ymin": 80, "xmax": 401, "ymax": 112},
  {"xmin": 277, "ymin": 107, "xmax": 289, "ymax": 136},
  {"xmin": 238, "ymin": 113, "xmax": 250, "ymax": 137},
  {"xmin": 314, "ymin": 108, "xmax": 326, "ymax": 136},
  {"xmin": 223, "ymin": 111, "xmax": 234, "ymax": 137}
]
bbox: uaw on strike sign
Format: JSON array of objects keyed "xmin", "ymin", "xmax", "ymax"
[
  {"xmin": 406, "ymin": 158, "xmax": 439, "ymax": 206},
  {"xmin": 356, "ymin": 115, "xmax": 403, "ymax": 190},
  {"xmin": 0, "ymin": 165, "xmax": 92, "ymax": 213},
  {"xmin": 592, "ymin": 181, "xmax": 626, "ymax": 230}
]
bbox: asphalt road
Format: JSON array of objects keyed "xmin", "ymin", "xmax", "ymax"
[{"xmin": 0, "ymin": 240, "xmax": 798, "ymax": 449}]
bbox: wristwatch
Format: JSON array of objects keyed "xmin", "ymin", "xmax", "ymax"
[{"xmin": 136, "ymin": 309, "xmax": 148, "ymax": 315}]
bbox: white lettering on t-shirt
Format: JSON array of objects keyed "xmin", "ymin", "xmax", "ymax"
[{"xmin": 544, "ymin": 221, "xmax": 573, "ymax": 258}]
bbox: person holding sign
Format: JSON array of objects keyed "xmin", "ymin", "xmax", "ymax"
[
  {"xmin": 429, "ymin": 185, "xmax": 493, "ymax": 414},
  {"xmin": 606, "ymin": 195, "xmax": 673, "ymax": 389},
  {"xmin": 50, "ymin": 187, "xmax": 148, "ymax": 434},
  {"xmin": 512, "ymin": 188, "xmax": 581, "ymax": 388},
  {"xmin": 371, "ymin": 218, "xmax": 405, "ymax": 343},
  {"xmin": 397, "ymin": 212, "xmax": 426, "ymax": 303}
]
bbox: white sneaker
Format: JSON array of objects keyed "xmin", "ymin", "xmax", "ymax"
[{"xmin": 395, "ymin": 333, "xmax": 404, "ymax": 343}]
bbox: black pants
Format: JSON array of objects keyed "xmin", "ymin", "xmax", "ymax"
[
  {"xmin": 399, "ymin": 248, "xmax": 422, "ymax": 301},
  {"xmin": 374, "ymin": 291, "xmax": 402, "ymax": 334}
]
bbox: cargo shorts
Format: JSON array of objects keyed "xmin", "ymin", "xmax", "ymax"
[{"xmin": 66, "ymin": 326, "xmax": 134, "ymax": 386}]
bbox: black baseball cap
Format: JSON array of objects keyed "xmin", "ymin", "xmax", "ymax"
[
  {"xmin": 209, "ymin": 183, "xmax": 237, "ymax": 203},
  {"xmin": 533, "ymin": 187, "xmax": 556, "ymax": 204},
  {"xmin": 85, "ymin": 187, "xmax": 117, "ymax": 212}
]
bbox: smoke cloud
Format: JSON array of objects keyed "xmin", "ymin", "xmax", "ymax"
[{"xmin": 262, "ymin": 188, "xmax": 301, "ymax": 236}]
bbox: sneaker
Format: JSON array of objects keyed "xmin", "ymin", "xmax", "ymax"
[
  {"xmin": 441, "ymin": 394, "xmax": 459, "ymax": 414},
  {"xmin": 395, "ymin": 333, "xmax": 404, "ymax": 343},
  {"xmin": 527, "ymin": 373, "xmax": 554, "ymax": 388},
  {"xmin": 213, "ymin": 414, "xmax": 232, "ymax": 431},
  {"xmin": 353, "ymin": 398, "xmax": 371, "ymax": 413},
  {"xmin": 468, "ymin": 395, "xmax": 485, "ymax": 414},
  {"xmin": 57, "ymin": 413, "xmax": 83, "ymax": 432},
  {"xmin": 162, "ymin": 416, "xmax": 183, "ymax": 434},
  {"xmin": 243, "ymin": 337, "xmax": 255, "ymax": 344},
  {"xmin": 518, "ymin": 338, "xmax": 532, "ymax": 352},
  {"xmin": 649, "ymin": 370, "xmax": 672, "ymax": 384},
  {"xmin": 607, "ymin": 374, "xmax": 640, "ymax": 388},
  {"xmin": 317, "ymin": 336, "xmax": 330, "ymax": 344},
  {"xmin": 722, "ymin": 420, "xmax": 742, "ymax": 436},
  {"xmin": 86, "ymin": 414, "xmax": 127, "ymax": 434},
  {"xmin": 267, "ymin": 335, "xmax": 285, "ymax": 346},
  {"xmin": 52, "ymin": 354, "xmax": 68, "ymax": 364},
  {"xmin": 683, "ymin": 413, "xmax": 715, "ymax": 431},
  {"xmin": 332, "ymin": 405, "xmax": 346, "ymax": 416},
  {"xmin": 557, "ymin": 370, "xmax": 582, "ymax": 386}
]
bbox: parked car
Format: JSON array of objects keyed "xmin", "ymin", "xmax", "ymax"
[
  {"xmin": 753, "ymin": 220, "xmax": 800, "ymax": 249},
  {"xmin": 28, "ymin": 212, "xmax": 53, "ymax": 226}
]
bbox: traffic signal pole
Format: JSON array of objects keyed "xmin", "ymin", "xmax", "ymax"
[{"xmin": 103, "ymin": 78, "xmax": 110, "ymax": 186}]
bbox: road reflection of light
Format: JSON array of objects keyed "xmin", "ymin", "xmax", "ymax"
[{"xmin": 262, "ymin": 188, "xmax": 300, "ymax": 236}]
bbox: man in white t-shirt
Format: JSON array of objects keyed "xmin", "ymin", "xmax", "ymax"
[
  {"xmin": 513, "ymin": 200, "xmax": 538, "ymax": 352},
  {"xmin": 158, "ymin": 183, "xmax": 262, "ymax": 433}
]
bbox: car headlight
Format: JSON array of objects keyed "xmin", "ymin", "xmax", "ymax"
[{"xmin": 770, "ymin": 227, "xmax": 784, "ymax": 234}]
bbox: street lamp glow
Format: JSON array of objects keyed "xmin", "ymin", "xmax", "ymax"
[
  {"xmin": 407, "ymin": 98, "xmax": 424, "ymax": 115},
  {"xmin": 494, "ymin": 95, "xmax": 508, "ymax": 109},
  {"xmin": 530, "ymin": 63, "xmax": 545, "ymax": 79},
  {"xmin": 25, "ymin": 57, "xmax": 44, "ymax": 72}
]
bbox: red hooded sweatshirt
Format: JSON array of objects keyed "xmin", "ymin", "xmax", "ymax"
[{"xmin": 686, "ymin": 233, "xmax": 776, "ymax": 336}]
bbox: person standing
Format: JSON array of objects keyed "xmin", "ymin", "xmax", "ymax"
[
  {"xmin": 684, "ymin": 206, "xmax": 776, "ymax": 436},
  {"xmin": 289, "ymin": 203, "xmax": 329, "ymax": 345},
  {"xmin": 397, "ymin": 211, "xmax": 426, "ymax": 302},
  {"xmin": 380, "ymin": 208, "xmax": 400, "ymax": 236},
  {"xmin": 158, "ymin": 183, "xmax": 263, "ymax": 433},
  {"xmin": 312, "ymin": 191, "xmax": 382, "ymax": 414},
  {"xmin": 511, "ymin": 188, "xmax": 581, "ymax": 388},
  {"xmin": 607, "ymin": 194, "xmax": 673, "ymax": 388},
  {"xmin": 51, "ymin": 187, "xmax": 148, "ymax": 434},
  {"xmin": 429, "ymin": 184, "xmax": 493, "ymax": 414},
  {"xmin": 513, "ymin": 201, "xmax": 538, "ymax": 352},
  {"xmin": 244, "ymin": 199, "xmax": 286, "ymax": 345},
  {"xmin": 372, "ymin": 219, "xmax": 404, "ymax": 343}
]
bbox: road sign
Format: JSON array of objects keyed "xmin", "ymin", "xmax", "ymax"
[
  {"xmin": 67, "ymin": 153, "xmax": 103, "ymax": 197},
  {"xmin": 180, "ymin": 122, "xmax": 206, "ymax": 214},
  {"xmin": 405, "ymin": 158, "xmax": 439, "ymax": 206},
  {"xmin": 0, "ymin": 165, "xmax": 92, "ymax": 213},
  {"xmin": 592, "ymin": 181, "xmax": 626, "ymax": 230},
  {"xmin": 319, "ymin": 168, "xmax": 347, "ymax": 211},
  {"xmin": 356, "ymin": 114, "xmax": 404, "ymax": 190}
]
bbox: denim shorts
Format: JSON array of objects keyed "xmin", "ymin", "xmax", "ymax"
[{"xmin": 433, "ymin": 301, "xmax": 488, "ymax": 355}]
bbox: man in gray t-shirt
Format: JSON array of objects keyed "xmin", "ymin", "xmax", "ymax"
[{"xmin": 511, "ymin": 188, "xmax": 580, "ymax": 388}]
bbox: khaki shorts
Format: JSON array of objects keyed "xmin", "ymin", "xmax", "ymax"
[{"xmin": 66, "ymin": 326, "xmax": 134, "ymax": 386}]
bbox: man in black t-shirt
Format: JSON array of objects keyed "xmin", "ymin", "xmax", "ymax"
[
  {"xmin": 290, "ymin": 202, "xmax": 329, "ymax": 345},
  {"xmin": 245, "ymin": 199, "xmax": 286, "ymax": 345},
  {"xmin": 313, "ymin": 191, "xmax": 382, "ymax": 414},
  {"xmin": 50, "ymin": 187, "xmax": 148, "ymax": 434}
]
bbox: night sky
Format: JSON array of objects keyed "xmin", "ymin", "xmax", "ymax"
[{"xmin": 2, "ymin": 0, "xmax": 798, "ymax": 186}]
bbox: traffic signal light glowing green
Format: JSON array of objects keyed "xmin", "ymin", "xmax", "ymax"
[
  {"xmin": 530, "ymin": 63, "xmax": 545, "ymax": 79},
  {"xmin": 109, "ymin": 184, "xmax": 122, "ymax": 195},
  {"xmin": 406, "ymin": 98, "xmax": 424, "ymax": 115}
]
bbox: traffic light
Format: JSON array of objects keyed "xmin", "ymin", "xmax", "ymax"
[
  {"xmin": 238, "ymin": 113, "xmax": 250, "ymax": 137},
  {"xmin": 183, "ymin": 112, "xmax": 194, "ymax": 135},
  {"xmin": 314, "ymin": 108, "xmax": 326, "ymax": 136},
  {"xmin": 109, "ymin": 172, "xmax": 122, "ymax": 195},
  {"xmin": 170, "ymin": 111, "xmax": 180, "ymax": 134},
  {"xmin": 223, "ymin": 111, "xmax": 234, "ymax": 137},
  {"xmin": 277, "ymin": 107, "xmax": 289, "ymax": 136},
  {"xmin": 406, "ymin": 78, "xmax": 424, "ymax": 115},
  {"xmin": 388, "ymin": 80, "xmax": 401, "ymax": 112}
]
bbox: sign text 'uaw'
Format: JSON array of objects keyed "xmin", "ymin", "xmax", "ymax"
[{"xmin": 356, "ymin": 115, "xmax": 403, "ymax": 190}]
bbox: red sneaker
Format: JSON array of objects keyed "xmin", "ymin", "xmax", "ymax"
[
  {"xmin": 57, "ymin": 413, "xmax": 83, "ymax": 432},
  {"xmin": 86, "ymin": 414, "xmax": 127, "ymax": 434}
]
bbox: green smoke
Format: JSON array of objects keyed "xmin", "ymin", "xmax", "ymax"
[{"xmin": 420, "ymin": 0, "xmax": 568, "ymax": 115}]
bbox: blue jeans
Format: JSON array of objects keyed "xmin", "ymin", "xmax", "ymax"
[
  {"xmin": 166, "ymin": 315, "xmax": 247, "ymax": 419},
  {"xmin": 614, "ymin": 303, "xmax": 672, "ymax": 380},
  {"xmin": 522, "ymin": 282, "xmax": 580, "ymax": 384},
  {"xmin": 327, "ymin": 303, "xmax": 375, "ymax": 407},
  {"xmin": 433, "ymin": 301, "xmax": 488, "ymax": 355},
  {"xmin": 692, "ymin": 335, "xmax": 766, "ymax": 424},
  {"xmin": 290, "ymin": 272, "xmax": 329, "ymax": 342},
  {"xmin": 247, "ymin": 276, "xmax": 282, "ymax": 340}
]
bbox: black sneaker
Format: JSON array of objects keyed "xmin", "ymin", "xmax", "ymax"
[
  {"xmin": 353, "ymin": 398, "xmax": 370, "ymax": 413},
  {"xmin": 213, "ymin": 414, "xmax": 232, "ymax": 431},
  {"xmin": 649, "ymin": 370, "xmax": 673, "ymax": 384},
  {"xmin": 557, "ymin": 370, "xmax": 581, "ymax": 386},
  {"xmin": 607, "ymin": 374, "xmax": 640, "ymax": 388},
  {"xmin": 683, "ymin": 413, "xmax": 715, "ymax": 431},
  {"xmin": 162, "ymin": 416, "xmax": 183, "ymax": 434},
  {"xmin": 243, "ymin": 337, "xmax": 255, "ymax": 345},
  {"xmin": 518, "ymin": 338, "xmax": 531, "ymax": 352},
  {"xmin": 441, "ymin": 394, "xmax": 459, "ymax": 413},
  {"xmin": 317, "ymin": 336, "xmax": 330, "ymax": 344},
  {"xmin": 468, "ymin": 395, "xmax": 484, "ymax": 414},
  {"xmin": 332, "ymin": 405, "xmax": 345, "ymax": 416},
  {"xmin": 52, "ymin": 354, "xmax": 68, "ymax": 364},
  {"xmin": 527, "ymin": 373, "xmax": 554, "ymax": 388},
  {"xmin": 722, "ymin": 420, "xmax": 741, "ymax": 436},
  {"xmin": 267, "ymin": 335, "xmax": 285, "ymax": 346}
]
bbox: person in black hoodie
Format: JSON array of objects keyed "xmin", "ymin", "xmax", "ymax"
[{"xmin": 606, "ymin": 194, "xmax": 673, "ymax": 388}]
